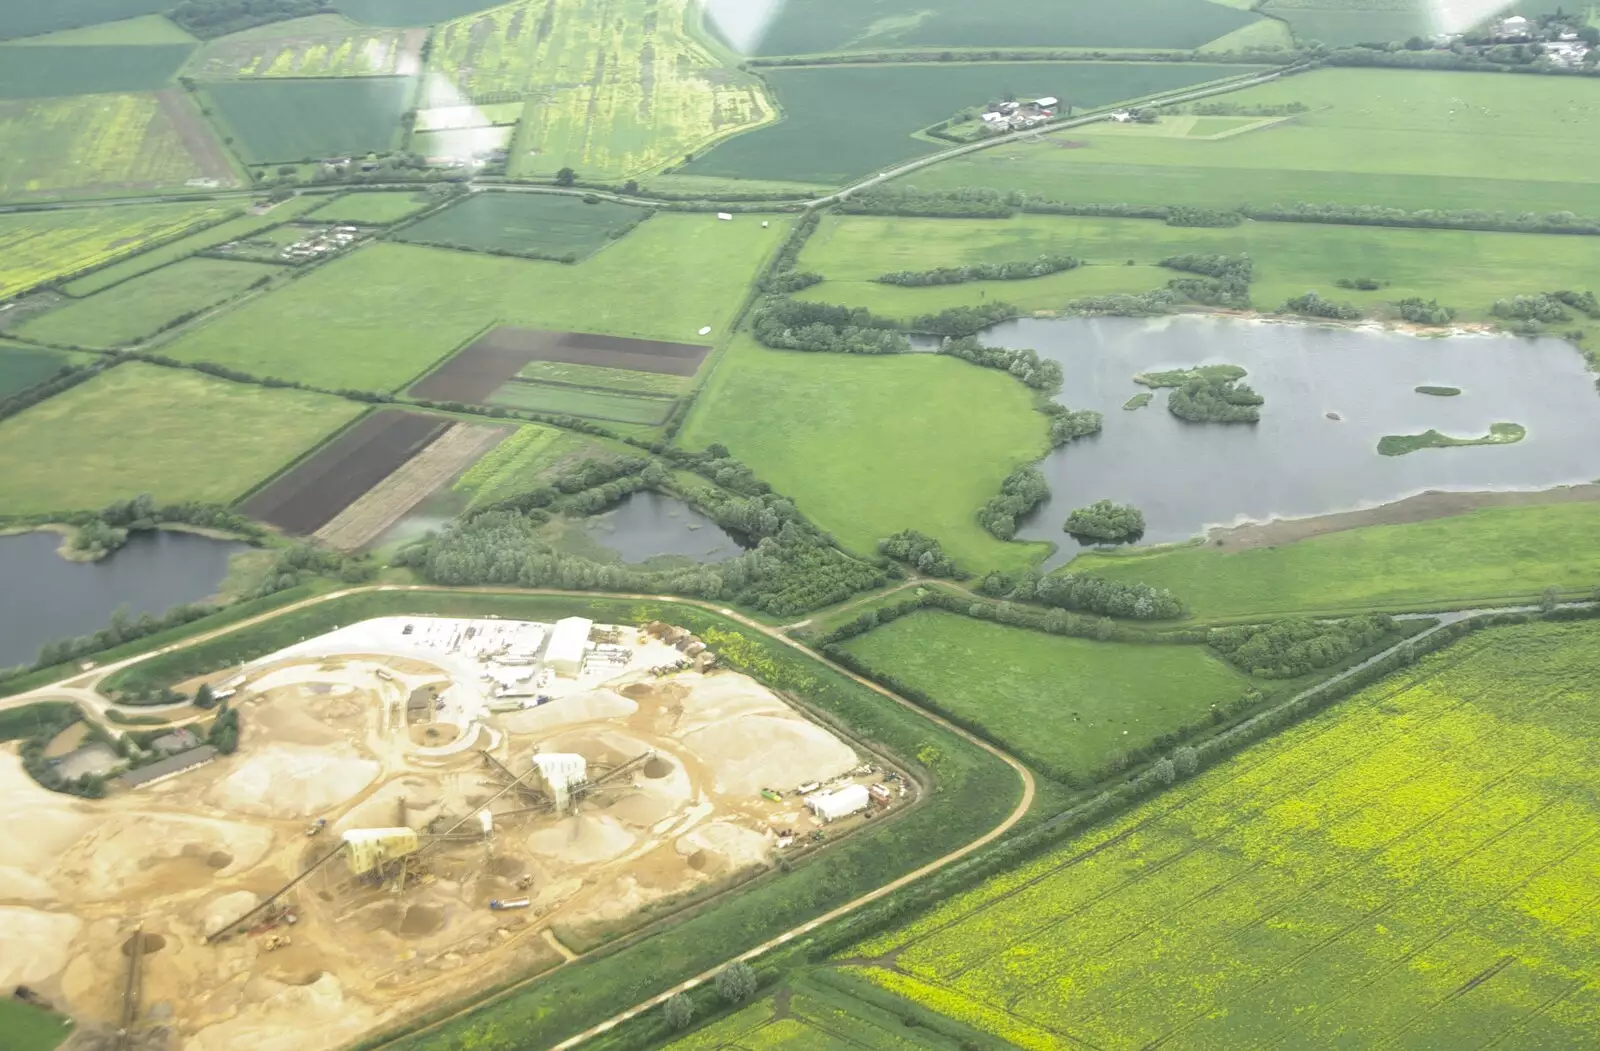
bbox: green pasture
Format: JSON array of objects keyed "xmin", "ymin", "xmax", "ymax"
[
  {"xmin": 307, "ymin": 191, "xmax": 432, "ymax": 224},
  {"xmin": 208, "ymin": 222, "xmax": 317, "ymax": 261},
  {"xmin": 841, "ymin": 610, "xmax": 1248, "ymax": 783},
  {"xmin": 683, "ymin": 63, "xmax": 1254, "ymax": 185},
  {"xmin": 0, "ymin": 362, "xmax": 363, "ymax": 513},
  {"xmin": 794, "ymin": 212, "xmax": 1600, "ymax": 322},
  {"xmin": 203, "ymin": 76, "xmax": 415, "ymax": 162},
  {"xmin": 16, "ymin": 258, "xmax": 277, "ymax": 349},
  {"xmin": 333, "ymin": 0, "xmax": 507, "ymax": 24},
  {"xmin": 0, "ymin": 998, "xmax": 71, "ymax": 1051},
  {"xmin": 909, "ymin": 68, "xmax": 1600, "ymax": 214},
  {"xmin": 0, "ymin": 343, "xmax": 90, "ymax": 400},
  {"xmin": 0, "ymin": 43, "xmax": 192, "ymax": 98},
  {"xmin": 396, "ymin": 193, "xmax": 646, "ymax": 260},
  {"xmin": 163, "ymin": 214, "xmax": 785, "ymax": 391},
  {"xmin": 1076, "ymin": 502, "xmax": 1600, "ymax": 619},
  {"xmin": 742, "ymin": 0, "xmax": 1263, "ymax": 55},
  {"xmin": 6, "ymin": 13, "xmax": 194, "ymax": 45},
  {"xmin": 1263, "ymin": 0, "xmax": 1434, "ymax": 46},
  {"xmin": 0, "ymin": 0, "xmax": 170, "ymax": 41},
  {"xmin": 678, "ymin": 333, "xmax": 1049, "ymax": 573},
  {"xmin": 61, "ymin": 197, "xmax": 320, "ymax": 295},
  {"xmin": 487, "ymin": 382, "xmax": 674, "ymax": 424},
  {"xmin": 517, "ymin": 360, "xmax": 688, "ymax": 396}
]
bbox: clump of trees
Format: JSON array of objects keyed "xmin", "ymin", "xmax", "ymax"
[
  {"xmin": 1336, "ymin": 276, "xmax": 1384, "ymax": 290},
  {"xmin": 975, "ymin": 466, "xmax": 1049, "ymax": 540},
  {"xmin": 1396, "ymin": 297, "xmax": 1457, "ymax": 325},
  {"xmin": 1491, "ymin": 294, "xmax": 1571, "ymax": 323},
  {"xmin": 208, "ymin": 702, "xmax": 241, "ymax": 754},
  {"xmin": 1161, "ymin": 253, "xmax": 1253, "ymax": 309},
  {"xmin": 1208, "ymin": 615, "xmax": 1396, "ymax": 678},
  {"xmin": 8, "ymin": 703, "xmax": 107, "ymax": 799},
  {"xmin": 977, "ymin": 568, "xmax": 1182, "ymax": 620},
  {"xmin": 169, "ymin": 0, "xmax": 331, "ymax": 37},
  {"xmin": 1282, "ymin": 291, "xmax": 1363, "ymax": 320},
  {"xmin": 1065, "ymin": 289, "xmax": 1182, "ymax": 316},
  {"xmin": 758, "ymin": 210, "xmax": 823, "ymax": 294},
  {"xmin": 1166, "ymin": 206, "xmax": 1244, "ymax": 228},
  {"xmin": 836, "ymin": 186, "xmax": 1018, "ymax": 218},
  {"xmin": 909, "ymin": 302, "xmax": 1020, "ymax": 336},
  {"xmin": 1064, "ymin": 500, "xmax": 1145, "ymax": 542},
  {"xmin": 1168, "ymin": 374, "xmax": 1263, "ymax": 423},
  {"xmin": 878, "ymin": 530, "xmax": 963, "ymax": 578},
  {"xmin": 1551, "ymin": 289, "xmax": 1600, "ymax": 318},
  {"xmin": 877, "ymin": 254, "xmax": 1080, "ymax": 286},
  {"xmin": 63, "ymin": 494, "xmax": 264, "ymax": 560},
  {"xmin": 30, "ymin": 602, "xmax": 217, "ymax": 678},
  {"xmin": 748, "ymin": 298, "xmax": 908, "ymax": 354},
  {"xmin": 1044, "ymin": 406, "xmax": 1103, "ymax": 447},
  {"xmin": 247, "ymin": 544, "xmax": 377, "ymax": 599},
  {"xmin": 937, "ymin": 337, "xmax": 1062, "ymax": 391}
]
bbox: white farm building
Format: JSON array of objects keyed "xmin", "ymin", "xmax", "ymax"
[
  {"xmin": 545, "ymin": 616, "xmax": 592, "ymax": 677},
  {"xmin": 805, "ymin": 783, "xmax": 870, "ymax": 823}
]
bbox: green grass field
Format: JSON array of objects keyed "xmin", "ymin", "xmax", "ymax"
[
  {"xmin": 61, "ymin": 197, "xmax": 320, "ymax": 295},
  {"xmin": 1076, "ymin": 503, "xmax": 1600, "ymax": 619},
  {"xmin": 683, "ymin": 63, "xmax": 1254, "ymax": 185},
  {"xmin": 16, "ymin": 258, "xmax": 277, "ymax": 349},
  {"xmin": 0, "ymin": 43, "xmax": 192, "ymax": 98},
  {"xmin": 678, "ymin": 333, "xmax": 1049, "ymax": 572},
  {"xmin": 909, "ymin": 68, "xmax": 1600, "ymax": 214},
  {"xmin": 7, "ymin": 13, "xmax": 195, "ymax": 45},
  {"xmin": 163, "ymin": 214, "xmax": 786, "ymax": 390},
  {"xmin": 0, "ymin": 201, "xmax": 233, "ymax": 297},
  {"xmin": 1263, "ymin": 0, "xmax": 1434, "ymax": 46},
  {"xmin": 840, "ymin": 610, "xmax": 1248, "ymax": 782},
  {"xmin": 334, "ymin": 0, "xmax": 507, "ymax": 24},
  {"xmin": 306, "ymin": 190, "xmax": 432, "ymax": 224},
  {"xmin": 0, "ymin": 344, "xmax": 90, "ymax": 400},
  {"xmin": 395, "ymin": 193, "xmax": 647, "ymax": 259},
  {"xmin": 0, "ymin": 362, "xmax": 363, "ymax": 512},
  {"xmin": 0, "ymin": 997, "xmax": 72, "ymax": 1051},
  {"xmin": 487, "ymin": 382, "xmax": 674, "ymax": 424},
  {"xmin": 739, "ymin": 0, "xmax": 1263, "ymax": 54},
  {"xmin": 848, "ymin": 617, "xmax": 1600, "ymax": 1049},
  {"xmin": 0, "ymin": 0, "xmax": 170, "ymax": 41},
  {"xmin": 429, "ymin": 0, "xmax": 771, "ymax": 179},
  {"xmin": 793, "ymin": 212, "xmax": 1600, "ymax": 322},
  {"xmin": 203, "ymin": 76, "xmax": 415, "ymax": 162},
  {"xmin": 0, "ymin": 90, "xmax": 233, "ymax": 200}
]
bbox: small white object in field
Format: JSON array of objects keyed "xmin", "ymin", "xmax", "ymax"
[
  {"xmin": 716, "ymin": 212, "xmax": 732, "ymax": 220},
  {"xmin": 699, "ymin": 326, "xmax": 712, "ymax": 336},
  {"xmin": 762, "ymin": 221, "xmax": 769, "ymax": 228}
]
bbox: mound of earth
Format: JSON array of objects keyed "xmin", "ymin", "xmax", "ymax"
[
  {"xmin": 198, "ymin": 890, "xmax": 259, "ymax": 939},
  {"xmin": 187, "ymin": 972, "xmax": 376, "ymax": 1051},
  {"xmin": 207, "ymin": 744, "xmax": 380, "ymax": 819},
  {"xmin": 680, "ymin": 714, "xmax": 856, "ymax": 796},
  {"xmin": 498, "ymin": 689, "xmax": 637, "ymax": 733},
  {"xmin": 526, "ymin": 815, "xmax": 636, "ymax": 865},
  {"xmin": 334, "ymin": 775, "xmax": 443, "ymax": 833},
  {"xmin": 677, "ymin": 821, "xmax": 770, "ymax": 871},
  {"xmin": 0, "ymin": 907, "xmax": 81, "ymax": 987},
  {"xmin": 52, "ymin": 813, "xmax": 272, "ymax": 901},
  {"xmin": 671, "ymin": 674, "xmax": 788, "ymax": 733},
  {"xmin": 0, "ymin": 753, "xmax": 96, "ymax": 900}
]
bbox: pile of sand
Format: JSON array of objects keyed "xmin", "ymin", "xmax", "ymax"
[
  {"xmin": 187, "ymin": 972, "xmax": 376, "ymax": 1051},
  {"xmin": 678, "ymin": 821, "xmax": 770, "ymax": 871},
  {"xmin": 52, "ymin": 813, "xmax": 272, "ymax": 901},
  {"xmin": 207, "ymin": 744, "xmax": 380, "ymax": 819},
  {"xmin": 498, "ymin": 690, "xmax": 637, "ymax": 734},
  {"xmin": 605, "ymin": 753, "xmax": 693, "ymax": 829},
  {"xmin": 0, "ymin": 907, "xmax": 81, "ymax": 987},
  {"xmin": 198, "ymin": 890, "xmax": 259, "ymax": 939},
  {"xmin": 681, "ymin": 714, "xmax": 856, "ymax": 797},
  {"xmin": 526, "ymin": 815, "xmax": 636, "ymax": 865},
  {"xmin": 334, "ymin": 775, "xmax": 442, "ymax": 833}
]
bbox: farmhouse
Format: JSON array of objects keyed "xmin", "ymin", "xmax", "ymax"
[{"xmin": 1494, "ymin": 15, "xmax": 1531, "ymax": 40}]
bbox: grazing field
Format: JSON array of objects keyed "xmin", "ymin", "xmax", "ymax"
[
  {"xmin": 306, "ymin": 190, "xmax": 432, "ymax": 224},
  {"xmin": 0, "ymin": 0, "xmax": 170, "ymax": 41},
  {"xmin": 731, "ymin": 0, "xmax": 1264, "ymax": 55},
  {"xmin": 202, "ymin": 77, "xmax": 415, "ymax": 162},
  {"xmin": 910, "ymin": 68, "xmax": 1600, "ymax": 214},
  {"xmin": 15, "ymin": 258, "xmax": 276, "ymax": 349},
  {"xmin": 0, "ymin": 90, "xmax": 235, "ymax": 200},
  {"xmin": 0, "ymin": 43, "xmax": 193, "ymax": 98},
  {"xmin": 395, "ymin": 193, "xmax": 646, "ymax": 259},
  {"xmin": 0, "ymin": 997, "xmax": 71, "ymax": 1051},
  {"xmin": 0, "ymin": 201, "xmax": 232, "ymax": 297},
  {"xmin": 848, "ymin": 617, "xmax": 1600, "ymax": 1050},
  {"xmin": 840, "ymin": 610, "xmax": 1248, "ymax": 782},
  {"xmin": 793, "ymin": 212, "xmax": 1600, "ymax": 323},
  {"xmin": 678, "ymin": 334, "xmax": 1049, "ymax": 572},
  {"xmin": 1077, "ymin": 502, "xmax": 1600, "ymax": 619},
  {"xmin": 334, "ymin": 0, "xmax": 508, "ymax": 24},
  {"xmin": 486, "ymin": 381, "xmax": 674, "ymax": 424},
  {"xmin": 61, "ymin": 197, "xmax": 321, "ymax": 294},
  {"xmin": 187, "ymin": 23, "xmax": 425, "ymax": 78},
  {"xmin": 239, "ymin": 409, "xmax": 448, "ymax": 534},
  {"xmin": 427, "ymin": 0, "xmax": 772, "ymax": 179},
  {"xmin": 164, "ymin": 215, "xmax": 781, "ymax": 390},
  {"xmin": 0, "ymin": 363, "xmax": 363, "ymax": 512},
  {"xmin": 1263, "ymin": 0, "xmax": 1435, "ymax": 46},
  {"xmin": 682, "ymin": 63, "xmax": 1254, "ymax": 185},
  {"xmin": 0, "ymin": 344, "xmax": 90, "ymax": 400},
  {"xmin": 6, "ymin": 13, "xmax": 194, "ymax": 46}
]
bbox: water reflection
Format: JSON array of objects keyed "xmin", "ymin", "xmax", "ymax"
[{"xmin": 579, "ymin": 491, "xmax": 743, "ymax": 565}]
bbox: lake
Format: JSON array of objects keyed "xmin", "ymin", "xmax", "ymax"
[
  {"xmin": 578, "ymin": 491, "xmax": 743, "ymax": 565},
  {"xmin": 981, "ymin": 315, "xmax": 1600, "ymax": 566},
  {"xmin": 0, "ymin": 530, "xmax": 244, "ymax": 669}
]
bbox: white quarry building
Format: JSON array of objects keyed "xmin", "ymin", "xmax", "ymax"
[
  {"xmin": 805, "ymin": 783, "xmax": 870, "ymax": 823},
  {"xmin": 531, "ymin": 753, "xmax": 588, "ymax": 812},
  {"xmin": 545, "ymin": 616, "xmax": 593, "ymax": 678}
]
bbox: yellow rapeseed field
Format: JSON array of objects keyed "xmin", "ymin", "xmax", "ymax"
[
  {"xmin": 849, "ymin": 619, "xmax": 1600, "ymax": 1049},
  {"xmin": 190, "ymin": 26, "xmax": 424, "ymax": 78},
  {"xmin": 0, "ymin": 202, "xmax": 235, "ymax": 298},
  {"xmin": 427, "ymin": 0, "xmax": 773, "ymax": 178}
]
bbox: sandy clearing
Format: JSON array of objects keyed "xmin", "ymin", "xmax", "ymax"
[
  {"xmin": 0, "ymin": 907, "xmax": 81, "ymax": 987},
  {"xmin": 207, "ymin": 744, "xmax": 381, "ymax": 819},
  {"xmin": 678, "ymin": 821, "xmax": 770, "ymax": 871},
  {"xmin": 670, "ymin": 673, "xmax": 789, "ymax": 733},
  {"xmin": 52, "ymin": 813, "xmax": 274, "ymax": 902},
  {"xmin": 498, "ymin": 689, "xmax": 638, "ymax": 734},
  {"xmin": 0, "ymin": 752, "xmax": 97, "ymax": 884},
  {"xmin": 187, "ymin": 973, "xmax": 378, "ymax": 1051},
  {"xmin": 680, "ymin": 714, "xmax": 857, "ymax": 797},
  {"xmin": 334, "ymin": 775, "xmax": 444, "ymax": 833},
  {"xmin": 526, "ymin": 815, "xmax": 637, "ymax": 866}
]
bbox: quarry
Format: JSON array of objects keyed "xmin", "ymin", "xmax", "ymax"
[{"xmin": 0, "ymin": 615, "xmax": 909, "ymax": 1051}]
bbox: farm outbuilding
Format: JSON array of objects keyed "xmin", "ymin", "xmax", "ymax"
[
  {"xmin": 545, "ymin": 616, "xmax": 593, "ymax": 677},
  {"xmin": 805, "ymin": 783, "xmax": 870, "ymax": 823}
]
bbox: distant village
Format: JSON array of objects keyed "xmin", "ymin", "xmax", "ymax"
[
  {"xmin": 977, "ymin": 95, "xmax": 1059, "ymax": 133},
  {"xmin": 1416, "ymin": 10, "xmax": 1597, "ymax": 69}
]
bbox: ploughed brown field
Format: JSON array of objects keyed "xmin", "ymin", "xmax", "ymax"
[
  {"xmin": 239, "ymin": 410, "xmax": 449, "ymax": 534},
  {"xmin": 411, "ymin": 326, "xmax": 709, "ymax": 403}
]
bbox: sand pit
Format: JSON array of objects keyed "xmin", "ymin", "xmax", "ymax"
[
  {"xmin": 681, "ymin": 714, "xmax": 857, "ymax": 796},
  {"xmin": 187, "ymin": 973, "xmax": 377, "ymax": 1051},
  {"xmin": 526, "ymin": 815, "xmax": 637, "ymax": 865},
  {"xmin": 0, "ymin": 907, "xmax": 81, "ymax": 987},
  {"xmin": 52, "ymin": 813, "xmax": 273, "ymax": 901},
  {"xmin": 207, "ymin": 744, "xmax": 381, "ymax": 819},
  {"xmin": 670, "ymin": 673, "xmax": 789, "ymax": 731},
  {"xmin": 498, "ymin": 689, "xmax": 637, "ymax": 734},
  {"xmin": 334, "ymin": 775, "xmax": 444, "ymax": 833},
  {"xmin": 199, "ymin": 890, "xmax": 260, "ymax": 938},
  {"xmin": 678, "ymin": 821, "xmax": 770, "ymax": 871}
]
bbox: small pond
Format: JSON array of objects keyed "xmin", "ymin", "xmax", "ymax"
[
  {"xmin": 979, "ymin": 315, "xmax": 1600, "ymax": 567},
  {"xmin": 0, "ymin": 530, "xmax": 245, "ymax": 669},
  {"xmin": 577, "ymin": 491, "xmax": 744, "ymax": 566}
]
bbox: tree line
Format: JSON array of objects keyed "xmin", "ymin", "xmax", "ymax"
[
  {"xmin": 1161, "ymin": 252, "xmax": 1253, "ymax": 309},
  {"xmin": 1208, "ymin": 615, "xmax": 1396, "ymax": 679},
  {"xmin": 976, "ymin": 566, "xmax": 1183, "ymax": 620},
  {"xmin": 749, "ymin": 298, "xmax": 909, "ymax": 354},
  {"xmin": 877, "ymin": 254, "xmax": 1080, "ymax": 286},
  {"xmin": 877, "ymin": 530, "xmax": 964, "ymax": 578},
  {"xmin": 975, "ymin": 466, "xmax": 1050, "ymax": 541},
  {"xmin": 52, "ymin": 494, "xmax": 265, "ymax": 560},
  {"xmin": 169, "ymin": 0, "xmax": 333, "ymax": 38},
  {"xmin": 1064, "ymin": 500, "xmax": 1145, "ymax": 542},
  {"xmin": 937, "ymin": 336, "xmax": 1062, "ymax": 391},
  {"xmin": 1282, "ymin": 290, "xmax": 1362, "ymax": 321},
  {"xmin": 1397, "ymin": 297, "xmax": 1456, "ymax": 325}
]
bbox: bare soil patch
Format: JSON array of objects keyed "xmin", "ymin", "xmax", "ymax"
[
  {"xmin": 411, "ymin": 327, "xmax": 709, "ymax": 403},
  {"xmin": 156, "ymin": 89, "xmax": 237, "ymax": 187},
  {"xmin": 240, "ymin": 410, "xmax": 449, "ymax": 534}
]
